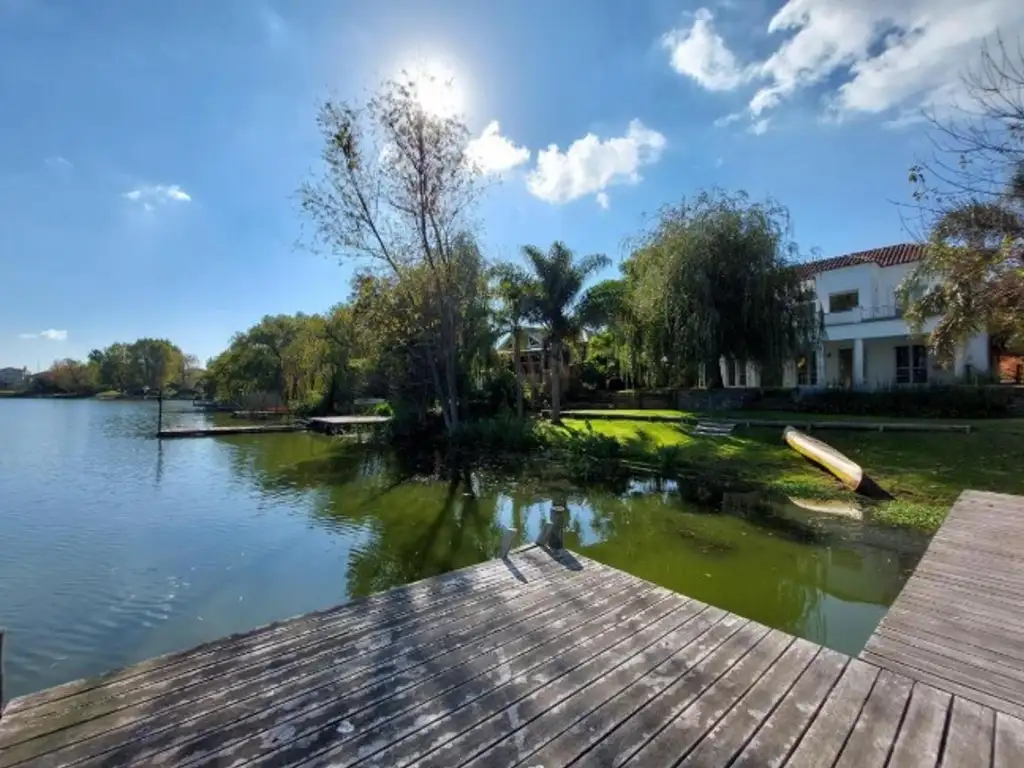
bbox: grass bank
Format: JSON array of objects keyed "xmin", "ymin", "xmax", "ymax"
[{"xmin": 552, "ymin": 417, "xmax": 1024, "ymax": 533}]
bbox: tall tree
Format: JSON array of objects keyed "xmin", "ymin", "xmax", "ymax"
[
  {"xmin": 491, "ymin": 263, "xmax": 536, "ymax": 419},
  {"xmin": 521, "ymin": 242, "xmax": 610, "ymax": 423},
  {"xmin": 902, "ymin": 39, "xmax": 1024, "ymax": 362},
  {"xmin": 300, "ymin": 71, "xmax": 484, "ymax": 435},
  {"xmin": 624, "ymin": 191, "xmax": 818, "ymax": 388}
]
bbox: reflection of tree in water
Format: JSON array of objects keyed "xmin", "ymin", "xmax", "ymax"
[{"xmin": 221, "ymin": 438, "xmax": 914, "ymax": 650}]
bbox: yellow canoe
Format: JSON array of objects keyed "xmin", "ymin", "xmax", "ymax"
[{"xmin": 784, "ymin": 426, "xmax": 878, "ymax": 495}]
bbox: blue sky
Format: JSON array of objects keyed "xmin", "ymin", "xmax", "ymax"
[{"xmin": 3, "ymin": 0, "xmax": 1020, "ymax": 370}]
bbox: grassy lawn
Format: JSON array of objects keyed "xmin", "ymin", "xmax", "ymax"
[{"xmin": 556, "ymin": 416, "xmax": 1024, "ymax": 532}]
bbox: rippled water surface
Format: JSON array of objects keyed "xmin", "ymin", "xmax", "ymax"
[{"xmin": 0, "ymin": 399, "xmax": 926, "ymax": 698}]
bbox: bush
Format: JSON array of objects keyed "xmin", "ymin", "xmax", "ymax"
[
  {"xmin": 451, "ymin": 413, "xmax": 545, "ymax": 453},
  {"xmin": 795, "ymin": 385, "xmax": 1016, "ymax": 418}
]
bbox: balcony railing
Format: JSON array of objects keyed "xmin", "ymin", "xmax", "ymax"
[{"xmin": 823, "ymin": 304, "xmax": 903, "ymax": 326}]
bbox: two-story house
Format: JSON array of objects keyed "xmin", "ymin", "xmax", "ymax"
[
  {"xmin": 0, "ymin": 366, "xmax": 30, "ymax": 389},
  {"xmin": 718, "ymin": 244, "xmax": 991, "ymax": 390}
]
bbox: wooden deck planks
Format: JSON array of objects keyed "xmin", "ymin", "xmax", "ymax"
[
  {"xmin": 6, "ymin": 493, "xmax": 1024, "ymax": 767},
  {"xmin": 1, "ymin": 571, "xmax": 644, "ymax": 768},
  {"xmin": 861, "ymin": 489, "xmax": 1024, "ymax": 719}
]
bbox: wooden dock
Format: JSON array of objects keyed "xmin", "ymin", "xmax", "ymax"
[
  {"xmin": 157, "ymin": 423, "xmax": 305, "ymax": 438},
  {"xmin": 3, "ymin": 533, "xmax": 1023, "ymax": 767},
  {"xmin": 862, "ymin": 489, "xmax": 1024, "ymax": 720}
]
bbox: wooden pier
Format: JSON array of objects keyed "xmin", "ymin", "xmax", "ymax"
[
  {"xmin": 157, "ymin": 424, "xmax": 305, "ymax": 438},
  {"xmin": 2, "ymin": 500, "xmax": 1024, "ymax": 766},
  {"xmin": 862, "ymin": 490, "xmax": 1024, "ymax": 720}
]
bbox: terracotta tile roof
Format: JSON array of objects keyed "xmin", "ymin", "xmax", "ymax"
[{"xmin": 795, "ymin": 243, "xmax": 925, "ymax": 279}]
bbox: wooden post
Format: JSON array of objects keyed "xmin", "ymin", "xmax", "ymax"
[
  {"xmin": 1, "ymin": 627, "xmax": 6, "ymax": 716},
  {"xmin": 157, "ymin": 389, "xmax": 164, "ymax": 435},
  {"xmin": 500, "ymin": 527, "xmax": 517, "ymax": 558}
]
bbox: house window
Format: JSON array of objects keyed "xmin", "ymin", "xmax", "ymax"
[
  {"xmin": 797, "ymin": 352, "xmax": 818, "ymax": 386},
  {"xmin": 895, "ymin": 345, "xmax": 928, "ymax": 384},
  {"xmin": 725, "ymin": 360, "xmax": 735, "ymax": 387},
  {"xmin": 737, "ymin": 361, "xmax": 747, "ymax": 387},
  {"xmin": 829, "ymin": 290, "xmax": 859, "ymax": 313}
]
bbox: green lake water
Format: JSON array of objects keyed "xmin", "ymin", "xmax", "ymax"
[{"xmin": 0, "ymin": 399, "xmax": 927, "ymax": 699}]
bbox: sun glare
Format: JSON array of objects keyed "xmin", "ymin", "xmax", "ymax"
[{"xmin": 405, "ymin": 61, "xmax": 465, "ymax": 119}]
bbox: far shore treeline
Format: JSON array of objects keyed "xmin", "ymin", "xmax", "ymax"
[{"xmin": 19, "ymin": 44, "xmax": 1024, "ymax": 438}]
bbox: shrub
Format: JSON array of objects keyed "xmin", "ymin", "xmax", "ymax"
[{"xmin": 795, "ymin": 384, "xmax": 1015, "ymax": 418}]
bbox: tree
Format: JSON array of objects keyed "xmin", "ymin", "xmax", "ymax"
[
  {"xmin": 521, "ymin": 241, "xmax": 610, "ymax": 422},
  {"xmin": 624, "ymin": 191, "xmax": 818, "ymax": 388},
  {"xmin": 300, "ymin": 71, "xmax": 484, "ymax": 436},
  {"xmin": 127, "ymin": 338, "xmax": 184, "ymax": 392},
  {"xmin": 491, "ymin": 263, "xmax": 537, "ymax": 419},
  {"xmin": 901, "ymin": 38, "xmax": 1024, "ymax": 363}
]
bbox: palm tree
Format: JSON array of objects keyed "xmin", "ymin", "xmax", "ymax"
[
  {"xmin": 522, "ymin": 241, "xmax": 610, "ymax": 423},
  {"xmin": 491, "ymin": 264, "xmax": 537, "ymax": 420}
]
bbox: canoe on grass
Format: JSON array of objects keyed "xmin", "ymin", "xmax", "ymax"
[{"xmin": 783, "ymin": 426, "xmax": 891, "ymax": 499}]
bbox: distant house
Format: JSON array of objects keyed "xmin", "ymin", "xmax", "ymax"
[
  {"xmin": 495, "ymin": 327, "xmax": 587, "ymax": 394},
  {"xmin": 711, "ymin": 243, "xmax": 992, "ymax": 390},
  {"xmin": 0, "ymin": 366, "xmax": 29, "ymax": 389}
]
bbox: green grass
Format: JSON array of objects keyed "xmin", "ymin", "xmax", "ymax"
[{"xmin": 552, "ymin": 416, "xmax": 1024, "ymax": 533}]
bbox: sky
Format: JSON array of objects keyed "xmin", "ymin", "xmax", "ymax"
[{"xmin": 3, "ymin": 0, "xmax": 1023, "ymax": 370}]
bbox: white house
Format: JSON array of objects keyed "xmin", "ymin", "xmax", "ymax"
[
  {"xmin": 716, "ymin": 244, "xmax": 991, "ymax": 390},
  {"xmin": 0, "ymin": 366, "xmax": 30, "ymax": 389}
]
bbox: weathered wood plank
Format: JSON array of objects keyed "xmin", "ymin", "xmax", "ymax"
[
  {"xmin": 862, "ymin": 636, "xmax": 1024, "ymax": 717},
  {"xmin": 503, "ymin": 613, "xmax": 747, "ymax": 768},
  {"xmin": 411, "ymin": 606, "xmax": 724, "ymax": 765},
  {"xmin": 731, "ymin": 649, "xmax": 848, "ymax": 768},
  {"xmin": 937, "ymin": 696, "xmax": 994, "ymax": 768},
  {"xmin": 2, "ymin": 551, "xmax": 559, "ymax": 719},
  {"xmin": 567, "ymin": 621, "xmax": 769, "ymax": 767},
  {"xmin": 315, "ymin": 595, "xmax": 698, "ymax": 768},
  {"xmin": 881, "ymin": 607, "xmax": 1024, "ymax": 665},
  {"xmin": 833, "ymin": 669, "xmax": 913, "ymax": 768},
  {"xmin": 675, "ymin": 640, "xmax": 820, "ymax": 767},
  {"xmin": 994, "ymin": 712, "xmax": 1024, "ymax": 768},
  {"xmin": 0, "ymin": 557, "xmax": 599, "ymax": 747},
  {"xmin": 861, "ymin": 650, "xmax": 1024, "ymax": 721},
  {"xmin": 621, "ymin": 630, "xmax": 795, "ymax": 766},
  {"xmin": 0, "ymin": 572, "xmax": 643, "ymax": 768},
  {"xmin": 885, "ymin": 684, "xmax": 951, "ymax": 768},
  {"xmin": 862, "ymin": 489, "xmax": 1024, "ymax": 716},
  {"xmin": 873, "ymin": 626, "xmax": 1024, "ymax": 687},
  {"xmin": 175, "ymin": 583, "xmax": 685, "ymax": 767},
  {"xmin": 784, "ymin": 659, "xmax": 878, "ymax": 768}
]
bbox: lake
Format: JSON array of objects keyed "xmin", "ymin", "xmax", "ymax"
[{"xmin": 0, "ymin": 398, "xmax": 926, "ymax": 700}]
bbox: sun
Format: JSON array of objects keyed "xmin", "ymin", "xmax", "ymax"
[{"xmin": 404, "ymin": 61, "xmax": 465, "ymax": 119}]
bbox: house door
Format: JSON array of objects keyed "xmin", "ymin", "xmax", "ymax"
[{"xmin": 838, "ymin": 348, "xmax": 853, "ymax": 388}]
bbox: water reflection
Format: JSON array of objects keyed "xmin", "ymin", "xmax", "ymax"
[
  {"xmin": 0, "ymin": 399, "xmax": 926, "ymax": 699},
  {"xmin": 230, "ymin": 438, "xmax": 923, "ymax": 656}
]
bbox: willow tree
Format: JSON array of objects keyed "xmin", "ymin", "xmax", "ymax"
[
  {"xmin": 521, "ymin": 242, "xmax": 610, "ymax": 422},
  {"xmin": 901, "ymin": 38, "xmax": 1024, "ymax": 363},
  {"xmin": 626, "ymin": 190, "xmax": 818, "ymax": 388},
  {"xmin": 300, "ymin": 72, "xmax": 482, "ymax": 435}
]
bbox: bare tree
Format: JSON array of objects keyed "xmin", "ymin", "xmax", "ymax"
[
  {"xmin": 300, "ymin": 73, "xmax": 483, "ymax": 434},
  {"xmin": 902, "ymin": 36, "xmax": 1024, "ymax": 362}
]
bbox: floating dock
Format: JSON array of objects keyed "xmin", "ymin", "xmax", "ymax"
[
  {"xmin": 1, "ymin": 494, "xmax": 1022, "ymax": 766},
  {"xmin": 157, "ymin": 424, "xmax": 305, "ymax": 438}
]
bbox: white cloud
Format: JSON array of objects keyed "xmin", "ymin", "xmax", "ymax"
[
  {"xmin": 662, "ymin": 8, "xmax": 749, "ymax": 91},
  {"xmin": 749, "ymin": 118, "xmax": 771, "ymax": 135},
  {"xmin": 525, "ymin": 120, "xmax": 666, "ymax": 205},
  {"xmin": 664, "ymin": 2, "xmax": 1024, "ymax": 126},
  {"xmin": 595, "ymin": 192, "xmax": 610, "ymax": 209},
  {"xmin": 19, "ymin": 329, "xmax": 67, "ymax": 341},
  {"xmin": 466, "ymin": 121, "xmax": 531, "ymax": 174},
  {"xmin": 44, "ymin": 156, "xmax": 72, "ymax": 170},
  {"xmin": 123, "ymin": 184, "xmax": 192, "ymax": 207}
]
